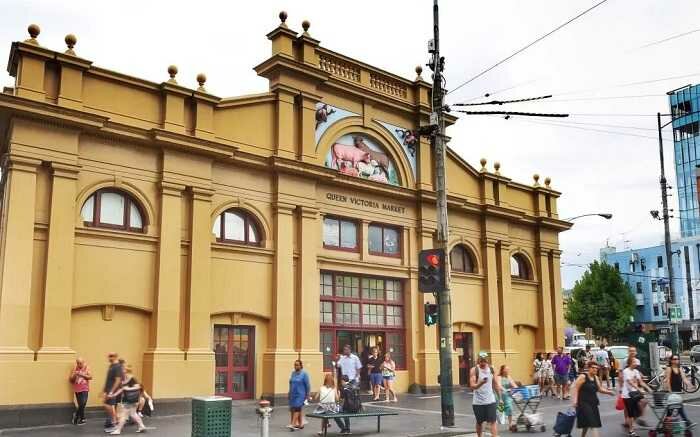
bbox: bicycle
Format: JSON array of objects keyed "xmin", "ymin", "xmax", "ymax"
[{"xmin": 647, "ymin": 365, "xmax": 700, "ymax": 393}]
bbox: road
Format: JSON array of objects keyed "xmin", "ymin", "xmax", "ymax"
[{"xmin": 3, "ymin": 390, "xmax": 700, "ymax": 436}]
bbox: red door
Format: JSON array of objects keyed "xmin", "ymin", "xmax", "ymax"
[{"xmin": 214, "ymin": 325, "xmax": 254, "ymax": 399}]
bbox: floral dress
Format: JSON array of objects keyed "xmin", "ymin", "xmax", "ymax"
[{"xmin": 499, "ymin": 377, "xmax": 514, "ymax": 417}]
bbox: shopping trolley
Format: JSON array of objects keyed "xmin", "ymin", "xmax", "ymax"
[{"xmin": 510, "ymin": 385, "xmax": 546, "ymax": 433}]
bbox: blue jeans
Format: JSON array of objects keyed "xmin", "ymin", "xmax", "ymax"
[{"xmin": 334, "ymin": 417, "xmax": 350, "ymax": 431}]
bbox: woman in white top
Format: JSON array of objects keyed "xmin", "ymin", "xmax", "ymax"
[
  {"xmin": 621, "ymin": 358, "xmax": 651, "ymax": 437},
  {"xmin": 380, "ymin": 353, "xmax": 398, "ymax": 402},
  {"xmin": 313, "ymin": 373, "xmax": 340, "ymax": 436},
  {"xmin": 533, "ymin": 353, "xmax": 544, "ymax": 387},
  {"xmin": 541, "ymin": 352, "xmax": 554, "ymax": 397}
]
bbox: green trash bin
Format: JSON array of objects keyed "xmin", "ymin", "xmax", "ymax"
[{"xmin": 192, "ymin": 395, "xmax": 232, "ymax": 437}]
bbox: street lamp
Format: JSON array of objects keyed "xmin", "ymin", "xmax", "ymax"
[{"xmin": 564, "ymin": 213, "xmax": 613, "ymax": 221}]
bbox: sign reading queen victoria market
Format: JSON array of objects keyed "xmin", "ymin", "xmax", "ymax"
[{"xmin": 325, "ymin": 192, "xmax": 407, "ymax": 215}]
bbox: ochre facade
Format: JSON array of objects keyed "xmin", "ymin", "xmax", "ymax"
[{"xmin": 0, "ymin": 18, "xmax": 569, "ymax": 409}]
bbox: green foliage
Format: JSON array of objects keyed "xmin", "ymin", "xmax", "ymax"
[{"xmin": 565, "ymin": 261, "xmax": 636, "ymax": 340}]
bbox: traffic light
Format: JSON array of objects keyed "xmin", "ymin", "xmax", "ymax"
[
  {"xmin": 418, "ymin": 248, "xmax": 446, "ymax": 293},
  {"xmin": 424, "ymin": 303, "xmax": 439, "ymax": 326}
]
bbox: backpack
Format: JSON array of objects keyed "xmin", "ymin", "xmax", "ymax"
[{"xmin": 341, "ymin": 384, "xmax": 362, "ymax": 413}]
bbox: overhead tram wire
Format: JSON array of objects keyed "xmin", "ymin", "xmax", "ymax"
[
  {"xmin": 637, "ymin": 27, "xmax": 700, "ymax": 50},
  {"xmin": 447, "ymin": 0, "xmax": 610, "ymax": 97},
  {"xmin": 452, "ymin": 94, "xmax": 552, "ymax": 107},
  {"xmin": 484, "ymin": 115, "xmax": 659, "ymax": 132}
]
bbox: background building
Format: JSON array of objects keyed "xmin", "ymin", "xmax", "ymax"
[{"xmin": 0, "ymin": 18, "xmax": 568, "ymax": 425}]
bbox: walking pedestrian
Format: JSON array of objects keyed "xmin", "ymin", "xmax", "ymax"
[
  {"xmin": 69, "ymin": 357, "xmax": 92, "ymax": 425},
  {"xmin": 287, "ymin": 359, "xmax": 311, "ymax": 431},
  {"xmin": 497, "ymin": 365, "xmax": 519, "ymax": 431},
  {"xmin": 107, "ymin": 364, "xmax": 147, "ymax": 435},
  {"xmin": 103, "ymin": 352, "xmax": 123, "ymax": 432},
  {"xmin": 572, "ymin": 361, "xmax": 613, "ymax": 437},
  {"xmin": 366, "ymin": 346, "xmax": 383, "ymax": 401},
  {"xmin": 533, "ymin": 353, "xmax": 544, "ymax": 388},
  {"xmin": 622, "ymin": 357, "xmax": 651, "ymax": 437},
  {"xmin": 542, "ymin": 352, "xmax": 555, "ymax": 397},
  {"xmin": 336, "ymin": 345, "xmax": 362, "ymax": 384},
  {"xmin": 381, "ymin": 352, "xmax": 398, "ymax": 402},
  {"xmin": 594, "ymin": 344, "xmax": 611, "ymax": 389},
  {"xmin": 470, "ymin": 351, "xmax": 502, "ymax": 437},
  {"xmin": 552, "ymin": 347, "xmax": 572, "ymax": 400},
  {"xmin": 663, "ymin": 354, "xmax": 694, "ymax": 426},
  {"xmin": 607, "ymin": 348, "xmax": 617, "ymax": 389}
]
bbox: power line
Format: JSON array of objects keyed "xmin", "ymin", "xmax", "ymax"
[
  {"xmin": 638, "ymin": 27, "xmax": 700, "ymax": 50},
  {"xmin": 461, "ymin": 78, "xmax": 542, "ymax": 103},
  {"xmin": 568, "ymin": 113, "xmax": 660, "ymax": 117},
  {"xmin": 523, "ymin": 119, "xmax": 658, "ymax": 132},
  {"xmin": 452, "ymin": 94, "xmax": 552, "ymax": 106},
  {"xmin": 448, "ymin": 0, "xmax": 611, "ymax": 96},
  {"xmin": 546, "ymin": 94, "xmax": 666, "ymax": 103}
]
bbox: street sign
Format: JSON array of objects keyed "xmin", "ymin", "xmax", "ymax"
[{"xmin": 669, "ymin": 304, "xmax": 683, "ymax": 323}]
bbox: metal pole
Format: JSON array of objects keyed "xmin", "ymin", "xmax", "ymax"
[
  {"xmin": 431, "ymin": 0, "xmax": 455, "ymax": 427},
  {"xmin": 658, "ymin": 112, "xmax": 679, "ymax": 355}
]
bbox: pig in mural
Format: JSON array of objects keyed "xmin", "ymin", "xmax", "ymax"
[{"xmin": 325, "ymin": 134, "xmax": 399, "ymax": 186}]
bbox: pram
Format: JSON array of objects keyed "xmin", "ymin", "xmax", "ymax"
[
  {"xmin": 510, "ymin": 385, "xmax": 546, "ymax": 433},
  {"xmin": 642, "ymin": 391, "xmax": 694, "ymax": 437}
]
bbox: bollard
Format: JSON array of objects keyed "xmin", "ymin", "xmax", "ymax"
[{"xmin": 256, "ymin": 399, "xmax": 273, "ymax": 437}]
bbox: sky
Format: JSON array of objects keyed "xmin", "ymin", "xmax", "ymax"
[{"xmin": 2, "ymin": 0, "xmax": 699, "ymax": 289}]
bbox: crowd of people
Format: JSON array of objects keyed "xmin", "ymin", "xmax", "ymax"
[
  {"xmin": 286, "ymin": 344, "xmax": 398, "ymax": 434},
  {"xmin": 69, "ymin": 352, "xmax": 154, "ymax": 434}
]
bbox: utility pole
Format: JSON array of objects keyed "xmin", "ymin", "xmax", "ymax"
[
  {"xmin": 429, "ymin": 0, "xmax": 455, "ymax": 427},
  {"xmin": 657, "ymin": 112, "xmax": 679, "ymax": 355}
]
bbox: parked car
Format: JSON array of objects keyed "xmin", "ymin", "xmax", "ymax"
[{"xmin": 690, "ymin": 345, "xmax": 700, "ymax": 362}]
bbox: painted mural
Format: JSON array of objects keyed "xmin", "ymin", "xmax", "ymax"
[
  {"xmin": 325, "ymin": 134, "xmax": 400, "ymax": 186},
  {"xmin": 315, "ymin": 103, "xmax": 358, "ymax": 148},
  {"xmin": 377, "ymin": 120, "xmax": 417, "ymax": 178}
]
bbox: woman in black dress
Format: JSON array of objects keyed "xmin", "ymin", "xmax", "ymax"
[{"xmin": 572, "ymin": 360, "xmax": 614, "ymax": 437}]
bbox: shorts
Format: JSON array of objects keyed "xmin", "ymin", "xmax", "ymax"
[
  {"xmin": 623, "ymin": 397, "xmax": 641, "ymax": 418},
  {"xmin": 104, "ymin": 394, "xmax": 121, "ymax": 406},
  {"xmin": 597, "ymin": 367, "xmax": 609, "ymax": 380},
  {"xmin": 383, "ymin": 376, "xmax": 394, "ymax": 381},
  {"xmin": 554, "ymin": 373, "xmax": 569, "ymax": 385},
  {"xmin": 370, "ymin": 373, "xmax": 383, "ymax": 385},
  {"xmin": 289, "ymin": 406, "xmax": 302, "ymax": 413},
  {"xmin": 473, "ymin": 403, "xmax": 497, "ymax": 424}
]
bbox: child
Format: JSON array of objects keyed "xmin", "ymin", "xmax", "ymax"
[{"xmin": 314, "ymin": 373, "xmax": 339, "ymax": 436}]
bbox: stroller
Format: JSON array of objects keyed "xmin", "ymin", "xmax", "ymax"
[
  {"xmin": 644, "ymin": 391, "xmax": 695, "ymax": 437},
  {"xmin": 510, "ymin": 385, "xmax": 546, "ymax": 433}
]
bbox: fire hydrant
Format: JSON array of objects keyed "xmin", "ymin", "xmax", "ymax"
[{"xmin": 256, "ymin": 399, "xmax": 273, "ymax": 437}]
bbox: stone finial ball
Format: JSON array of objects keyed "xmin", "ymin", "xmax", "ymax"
[
  {"xmin": 415, "ymin": 65, "xmax": 423, "ymax": 75},
  {"xmin": 196, "ymin": 73, "xmax": 207, "ymax": 86},
  {"xmin": 28, "ymin": 24, "xmax": 40, "ymax": 39},
  {"xmin": 167, "ymin": 65, "xmax": 178, "ymax": 78},
  {"xmin": 533, "ymin": 173, "xmax": 540, "ymax": 182},
  {"xmin": 302, "ymin": 20, "xmax": 310, "ymax": 32},
  {"xmin": 279, "ymin": 11, "xmax": 288, "ymax": 23},
  {"xmin": 494, "ymin": 161, "xmax": 501, "ymax": 171},
  {"xmin": 544, "ymin": 177, "xmax": 551, "ymax": 186},
  {"xmin": 480, "ymin": 158, "xmax": 487, "ymax": 167},
  {"xmin": 65, "ymin": 34, "xmax": 77, "ymax": 49}
]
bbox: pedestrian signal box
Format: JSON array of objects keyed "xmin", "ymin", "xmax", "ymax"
[
  {"xmin": 424, "ymin": 303, "xmax": 439, "ymax": 326},
  {"xmin": 418, "ymin": 248, "xmax": 446, "ymax": 293}
]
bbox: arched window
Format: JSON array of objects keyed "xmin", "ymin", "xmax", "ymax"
[
  {"xmin": 80, "ymin": 188, "xmax": 145, "ymax": 232},
  {"xmin": 510, "ymin": 254, "xmax": 531, "ymax": 280},
  {"xmin": 450, "ymin": 245, "xmax": 476, "ymax": 273},
  {"xmin": 213, "ymin": 209, "xmax": 261, "ymax": 246}
]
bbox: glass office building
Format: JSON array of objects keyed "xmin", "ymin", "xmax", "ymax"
[{"xmin": 670, "ymin": 84, "xmax": 700, "ymax": 237}]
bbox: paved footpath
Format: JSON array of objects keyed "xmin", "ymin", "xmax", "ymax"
[{"xmin": 4, "ymin": 389, "xmax": 700, "ymax": 436}]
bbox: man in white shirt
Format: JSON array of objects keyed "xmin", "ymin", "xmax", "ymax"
[
  {"xmin": 594, "ymin": 344, "xmax": 611, "ymax": 388},
  {"xmin": 336, "ymin": 345, "xmax": 362, "ymax": 384}
]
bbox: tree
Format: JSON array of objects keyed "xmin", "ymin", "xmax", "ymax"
[{"xmin": 565, "ymin": 261, "xmax": 636, "ymax": 340}]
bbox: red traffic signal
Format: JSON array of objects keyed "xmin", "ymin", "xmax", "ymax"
[
  {"xmin": 419, "ymin": 249, "xmax": 446, "ymax": 293},
  {"xmin": 426, "ymin": 254, "xmax": 440, "ymax": 266}
]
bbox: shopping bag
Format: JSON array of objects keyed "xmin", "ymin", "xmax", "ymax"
[
  {"xmin": 553, "ymin": 410, "xmax": 576, "ymax": 434},
  {"xmin": 615, "ymin": 394, "xmax": 625, "ymax": 411},
  {"xmin": 497, "ymin": 410, "xmax": 507, "ymax": 425}
]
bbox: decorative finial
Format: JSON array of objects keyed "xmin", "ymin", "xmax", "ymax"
[
  {"xmin": 167, "ymin": 65, "xmax": 178, "ymax": 84},
  {"xmin": 415, "ymin": 65, "xmax": 423, "ymax": 81},
  {"xmin": 533, "ymin": 173, "xmax": 540, "ymax": 186},
  {"xmin": 544, "ymin": 177, "xmax": 551, "ymax": 188},
  {"xmin": 279, "ymin": 11, "xmax": 288, "ymax": 28},
  {"xmin": 196, "ymin": 73, "xmax": 207, "ymax": 92},
  {"xmin": 25, "ymin": 24, "xmax": 40, "ymax": 45},
  {"xmin": 480, "ymin": 158, "xmax": 487, "ymax": 172},
  {"xmin": 64, "ymin": 34, "xmax": 77, "ymax": 55},
  {"xmin": 494, "ymin": 161, "xmax": 501, "ymax": 175},
  {"xmin": 302, "ymin": 20, "xmax": 310, "ymax": 35}
]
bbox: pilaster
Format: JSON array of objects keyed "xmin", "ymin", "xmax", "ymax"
[
  {"xmin": 37, "ymin": 162, "xmax": 80, "ymax": 361},
  {"xmin": 481, "ymin": 238, "xmax": 502, "ymax": 356},
  {"xmin": 417, "ymin": 137, "xmax": 433, "ymax": 190},
  {"xmin": 298, "ymin": 92, "xmax": 321, "ymax": 162},
  {"xmin": 161, "ymin": 82, "xmax": 190, "ymax": 134},
  {"xmin": 536, "ymin": 248, "xmax": 554, "ymax": 351},
  {"xmin": 275, "ymin": 88, "xmax": 297, "ymax": 159},
  {"xmin": 550, "ymin": 250, "xmax": 565, "ymax": 348},
  {"xmin": 497, "ymin": 241, "xmax": 513, "ymax": 352},
  {"xmin": 0, "ymin": 154, "xmax": 41, "ymax": 359}
]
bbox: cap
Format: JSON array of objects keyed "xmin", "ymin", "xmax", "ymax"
[{"xmin": 477, "ymin": 351, "xmax": 489, "ymax": 360}]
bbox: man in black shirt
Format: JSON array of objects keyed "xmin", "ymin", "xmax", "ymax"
[
  {"xmin": 103, "ymin": 352, "xmax": 123, "ymax": 431},
  {"xmin": 366, "ymin": 346, "xmax": 383, "ymax": 401}
]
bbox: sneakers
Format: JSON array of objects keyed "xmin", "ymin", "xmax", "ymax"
[
  {"xmin": 340, "ymin": 430, "xmax": 352, "ymax": 435},
  {"xmin": 135, "ymin": 427, "xmax": 147, "ymax": 433},
  {"xmin": 72, "ymin": 413, "xmax": 78, "ymax": 425},
  {"xmin": 77, "ymin": 419, "xmax": 87, "ymax": 426},
  {"xmin": 109, "ymin": 430, "xmax": 121, "ymax": 435},
  {"xmin": 105, "ymin": 427, "xmax": 117, "ymax": 434}
]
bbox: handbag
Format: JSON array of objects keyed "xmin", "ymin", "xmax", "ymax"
[
  {"xmin": 122, "ymin": 388, "xmax": 140, "ymax": 404},
  {"xmin": 615, "ymin": 393, "xmax": 625, "ymax": 411},
  {"xmin": 629, "ymin": 390, "xmax": 643, "ymax": 402}
]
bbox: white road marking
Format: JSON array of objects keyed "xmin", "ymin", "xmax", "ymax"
[
  {"xmin": 418, "ymin": 395, "xmax": 441, "ymax": 399},
  {"xmin": 363, "ymin": 402, "xmax": 474, "ymax": 417}
]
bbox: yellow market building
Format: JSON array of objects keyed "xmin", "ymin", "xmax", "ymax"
[{"xmin": 0, "ymin": 15, "xmax": 569, "ymax": 420}]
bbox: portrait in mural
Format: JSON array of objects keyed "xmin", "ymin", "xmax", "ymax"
[{"xmin": 325, "ymin": 134, "xmax": 400, "ymax": 186}]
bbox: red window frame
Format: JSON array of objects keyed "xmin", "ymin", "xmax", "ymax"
[
  {"xmin": 215, "ymin": 209, "xmax": 262, "ymax": 247},
  {"xmin": 82, "ymin": 188, "xmax": 145, "ymax": 232},
  {"xmin": 322, "ymin": 216, "xmax": 359, "ymax": 252},
  {"xmin": 450, "ymin": 245, "xmax": 476, "ymax": 273},
  {"xmin": 368, "ymin": 223, "xmax": 402, "ymax": 258},
  {"xmin": 319, "ymin": 271, "xmax": 406, "ymax": 371}
]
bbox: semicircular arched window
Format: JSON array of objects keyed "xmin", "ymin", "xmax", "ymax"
[
  {"xmin": 213, "ymin": 209, "xmax": 262, "ymax": 246},
  {"xmin": 80, "ymin": 188, "xmax": 145, "ymax": 232},
  {"xmin": 510, "ymin": 253, "xmax": 532, "ymax": 280},
  {"xmin": 450, "ymin": 245, "xmax": 476, "ymax": 273}
]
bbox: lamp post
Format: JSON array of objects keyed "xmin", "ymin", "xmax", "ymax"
[{"xmin": 564, "ymin": 213, "xmax": 613, "ymax": 221}]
